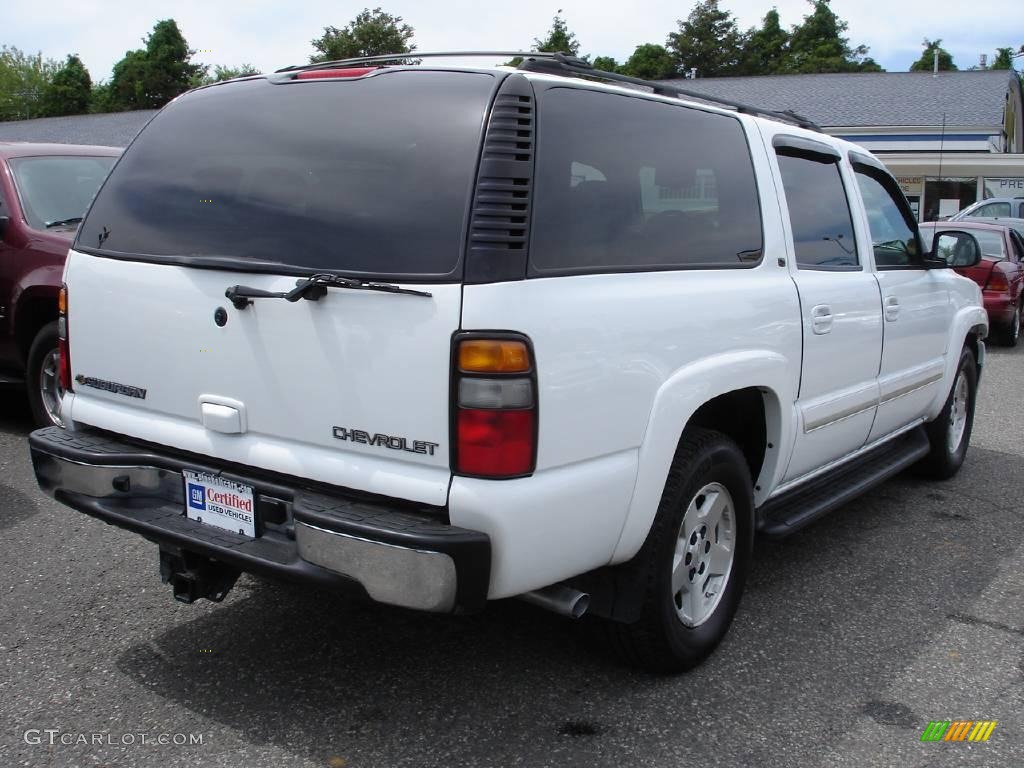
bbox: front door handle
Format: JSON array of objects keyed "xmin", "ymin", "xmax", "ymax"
[
  {"xmin": 885, "ymin": 296, "xmax": 900, "ymax": 321},
  {"xmin": 811, "ymin": 304, "xmax": 833, "ymax": 335}
]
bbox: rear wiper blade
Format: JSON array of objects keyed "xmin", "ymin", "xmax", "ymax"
[
  {"xmin": 225, "ymin": 273, "xmax": 431, "ymax": 310},
  {"xmin": 285, "ymin": 274, "xmax": 433, "ymax": 301},
  {"xmin": 45, "ymin": 217, "xmax": 83, "ymax": 228}
]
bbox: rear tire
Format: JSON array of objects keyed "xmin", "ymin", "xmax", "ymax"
[
  {"xmin": 999, "ymin": 302, "xmax": 1021, "ymax": 347},
  {"xmin": 606, "ymin": 427, "xmax": 754, "ymax": 673},
  {"xmin": 26, "ymin": 322, "xmax": 64, "ymax": 429},
  {"xmin": 917, "ymin": 346, "xmax": 976, "ymax": 480}
]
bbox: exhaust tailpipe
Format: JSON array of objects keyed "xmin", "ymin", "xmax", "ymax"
[{"xmin": 518, "ymin": 584, "xmax": 590, "ymax": 619}]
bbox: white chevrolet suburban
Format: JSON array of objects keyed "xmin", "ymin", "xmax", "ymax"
[{"xmin": 29, "ymin": 53, "xmax": 989, "ymax": 672}]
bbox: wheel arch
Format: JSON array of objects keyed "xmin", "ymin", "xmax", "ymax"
[
  {"xmin": 609, "ymin": 350, "xmax": 795, "ymax": 564},
  {"xmin": 925, "ymin": 306, "xmax": 988, "ymax": 421},
  {"xmin": 15, "ymin": 289, "xmax": 59, "ymax": 367}
]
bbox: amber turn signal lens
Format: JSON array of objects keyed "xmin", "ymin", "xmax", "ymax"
[
  {"xmin": 458, "ymin": 339, "xmax": 530, "ymax": 373},
  {"xmin": 58, "ymin": 285, "xmax": 67, "ymax": 314}
]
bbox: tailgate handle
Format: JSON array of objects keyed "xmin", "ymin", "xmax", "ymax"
[{"xmin": 199, "ymin": 397, "xmax": 246, "ymax": 435}]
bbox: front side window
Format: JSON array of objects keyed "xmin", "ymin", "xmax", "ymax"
[
  {"xmin": 776, "ymin": 153, "xmax": 858, "ymax": 269},
  {"xmin": 854, "ymin": 168, "xmax": 921, "ymax": 268},
  {"xmin": 530, "ymin": 88, "xmax": 763, "ymax": 274},
  {"xmin": 9, "ymin": 156, "xmax": 116, "ymax": 230}
]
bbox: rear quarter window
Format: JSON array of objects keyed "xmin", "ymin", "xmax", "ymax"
[{"xmin": 529, "ymin": 87, "xmax": 763, "ymax": 275}]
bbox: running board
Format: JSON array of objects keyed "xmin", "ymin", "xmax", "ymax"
[{"xmin": 757, "ymin": 426, "xmax": 930, "ymax": 537}]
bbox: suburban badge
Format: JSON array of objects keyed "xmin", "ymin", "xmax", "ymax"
[{"xmin": 74, "ymin": 375, "xmax": 147, "ymax": 400}]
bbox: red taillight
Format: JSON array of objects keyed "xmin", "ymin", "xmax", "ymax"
[
  {"xmin": 985, "ymin": 269, "xmax": 1010, "ymax": 292},
  {"xmin": 295, "ymin": 67, "xmax": 378, "ymax": 79},
  {"xmin": 456, "ymin": 409, "xmax": 534, "ymax": 476},
  {"xmin": 454, "ymin": 335, "xmax": 536, "ymax": 478},
  {"xmin": 58, "ymin": 284, "xmax": 71, "ymax": 392}
]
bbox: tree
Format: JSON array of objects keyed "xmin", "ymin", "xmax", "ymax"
[
  {"xmin": 106, "ymin": 19, "xmax": 204, "ymax": 111},
  {"xmin": 787, "ymin": 0, "xmax": 879, "ymax": 73},
  {"xmin": 909, "ymin": 38, "xmax": 957, "ymax": 72},
  {"xmin": 667, "ymin": 0, "xmax": 744, "ymax": 78},
  {"xmin": 533, "ymin": 12, "xmax": 581, "ymax": 56},
  {"xmin": 621, "ymin": 44, "xmax": 677, "ymax": 80},
  {"xmin": 737, "ymin": 9, "xmax": 790, "ymax": 75},
  {"xmin": 0, "ymin": 46, "xmax": 58, "ymax": 120},
  {"xmin": 591, "ymin": 56, "xmax": 619, "ymax": 73},
  {"xmin": 990, "ymin": 47, "xmax": 1015, "ymax": 70},
  {"xmin": 311, "ymin": 7, "xmax": 415, "ymax": 62},
  {"xmin": 40, "ymin": 54, "xmax": 91, "ymax": 116},
  {"xmin": 190, "ymin": 63, "xmax": 261, "ymax": 88}
]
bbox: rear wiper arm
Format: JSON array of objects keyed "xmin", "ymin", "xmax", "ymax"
[
  {"xmin": 45, "ymin": 217, "xmax": 83, "ymax": 228},
  {"xmin": 225, "ymin": 273, "xmax": 431, "ymax": 310}
]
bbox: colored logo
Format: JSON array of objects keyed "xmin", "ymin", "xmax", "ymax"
[
  {"xmin": 187, "ymin": 483, "xmax": 206, "ymax": 511},
  {"xmin": 920, "ymin": 720, "xmax": 997, "ymax": 742}
]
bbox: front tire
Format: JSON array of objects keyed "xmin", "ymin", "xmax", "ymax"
[
  {"xmin": 607, "ymin": 428, "xmax": 754, "ymax": 673},
  {"xmin": 917, "ymin": 346, "xmax": 977, "ymax": 480},
  {"xmin": 26, "ymin": 322, "xmax": 64, "ymax": 428}
]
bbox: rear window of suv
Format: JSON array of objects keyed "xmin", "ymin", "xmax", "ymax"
[{"xmin": 76, "ymin": 71, "xmax": 496, "ymax": 279}]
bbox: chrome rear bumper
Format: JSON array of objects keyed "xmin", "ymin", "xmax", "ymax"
[{"xmin": 29, "ymin": 426, "xmax": 490, "ymax": 613}]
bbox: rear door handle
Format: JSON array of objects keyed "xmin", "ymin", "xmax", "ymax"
[
  {"xmin": 811, "ymin": 304, "xmax": 833, "ymax": 335},
  {"xmin": 885, "ymin": 296, "xmax": 900, "ymax": 321}
]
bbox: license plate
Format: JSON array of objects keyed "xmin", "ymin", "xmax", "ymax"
[{"xmin": 183, "ymin": 470, "xmax": 256, "ymax": 537}]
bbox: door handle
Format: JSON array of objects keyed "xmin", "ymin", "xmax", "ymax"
[
  {"xmin": 811, "ymin": 304, "xmax": 833, "ymax": 335},
  {"xmin": 885, "ymin": 296, "xmax": 900, "ymax": 321}
]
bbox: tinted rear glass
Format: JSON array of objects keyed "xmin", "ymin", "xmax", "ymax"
[
  {"xmin": 76, "ymin": 71, "xmax": 495, "ymax": 278},
  {"xmin": 530, "ymin": 87, "xmax": 763, "ymax": 274}
]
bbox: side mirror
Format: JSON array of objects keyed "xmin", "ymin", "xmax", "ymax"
[{"xmin": 929, "ymin": 230, "xmax": 982, "ymax": 269}]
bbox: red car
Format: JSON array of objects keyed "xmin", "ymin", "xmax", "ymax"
[
  {"xmin": 921, "ymin": 219, "xmax": 1024, "ymax": 347},
  {"xmin": 0, "ymin": 143, "xmax": 120, "ymax": 425}
]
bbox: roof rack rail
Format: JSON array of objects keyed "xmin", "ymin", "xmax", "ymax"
[
  {"xmin": 517, "ymin": 53, "xmax": 822, "ymax": 132},
  {"xmin": 276, "ymin": 51, "xmax": 556, "ymax": 73},
  {"xmin": 273, "ymin": 50, "xmax": 821, "ymax": 132}
]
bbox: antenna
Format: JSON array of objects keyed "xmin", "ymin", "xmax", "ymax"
[{"xmin": 937, "ymin": 111, "xmax": 946, "ymax": 218}]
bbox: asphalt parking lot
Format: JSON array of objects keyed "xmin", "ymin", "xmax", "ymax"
[{"xmin": 1, "ymin": 344, "xmax": 1022, "ymax": 768}]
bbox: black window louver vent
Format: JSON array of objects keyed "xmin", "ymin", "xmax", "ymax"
[{"xmin": 464, "ymin": 75, "xmax": 536, "ymax": 283}]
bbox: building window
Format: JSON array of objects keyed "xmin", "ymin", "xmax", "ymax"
[{"xmin": 923, "ymin": 177, "xmax": 977, "ymax": 222}]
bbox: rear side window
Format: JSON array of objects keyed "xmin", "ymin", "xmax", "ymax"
[
  {"xmin": 973, "ymin": 202, "xmax": 1010, "ymax": 218},
  {"xmin": 530, "ymin": 88, "xmax": 763, "ymax": 274},
  {"xmin": 776, "ymin": 152, "xmax": 858, "ymax": 269},
  {"xmin": 76, "ymin": 71, "xmax": 496, "ymax": 278}
]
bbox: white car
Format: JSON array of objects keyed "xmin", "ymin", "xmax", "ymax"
[{"xmin": 30, "ymin": 53, "xmax": 988, "ymax": 672}]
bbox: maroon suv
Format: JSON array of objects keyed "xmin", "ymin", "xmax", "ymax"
[{"xmin": 0, "ymin": 143, "xmax": 120, "ymax": 425}]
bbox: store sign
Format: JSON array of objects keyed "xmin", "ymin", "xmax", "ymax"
[
  {"xmin": 897, "ymin": 176, "xmax": 923, "ymax": 195},
  {"xmin": 983, "ymin": 178, "xmax": 1024, "ymax": 198}
]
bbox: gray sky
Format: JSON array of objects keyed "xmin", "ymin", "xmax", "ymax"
[{"xmin": 7, "ymin": 0, "xmax": 1024, "ymax": 80}]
